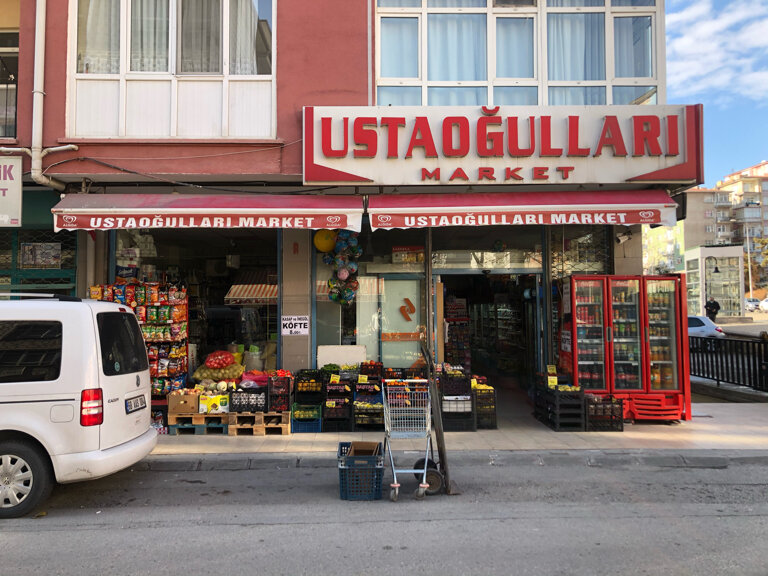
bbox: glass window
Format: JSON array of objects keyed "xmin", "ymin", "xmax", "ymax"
[
  {"xmin": 0, "ymin": 53, "xmax": 17, "ymax": 138},
  {"xmin": 612, "ymin": 0, "xmax": 654, "ymax": 6},
  {"xmin": 548, "ymin": 0, "xmax": 604, "ymax": 6},
  {"xmin": 497, "ymin": 18, "xmax": 534, "ymax": 78},
  {"xmin": 429, "ymin": 86, "xmax": 487, "ymax": 105},
  {"xmin": 381, "ymin": 18, "xmax": 419, "ymax": 78},
  {"xmin": 614, "ymin": 16, "xmax": 652, "ymax": 78},
  {"xmin": 230, "ymin": 0, "xmax": 273, "ymax": 74},
  {"xmin": 687, "ymin": 317, "xmax": 703, "ymax": 327},
  {"xmin": 97, "ymin": 312, "xmax": 149, "ymax": 376},
  {"xmin": 130, "ymin": 0, "xmax": 169, "ymax": 72},
  {"xmin": 429, "ymin": 0, "xmax": 486, "ymax": 6},
  {"xmin": 549, "ymin": 86, "xmax": 605, "ymax": 105},
  {"xmin": 0, "ymin": 321, "xmax": 62, "ymax": 383},
  {"xmin": 428, "ymin": 14, "xmax": 487, "ymax": 81},
  {"xmin": 494, "ymin": 86, "xmax": 537, "ymax": 104},
  {"xmin": 613, "ymin": 85, "xmax": 656, "ymax": 104},
  {"xmin": 547, "ymin": 13, "xmax": 605, "ymax": 81},
  {"xmin": 378, "ymin": 86, "xmax": 422, "ymax": 105},
  {"xmin": 379, "ymin": 0, "xmax": 421, "ymax": 6},
  {"xmin": 77, "ymin": 0, "xmax": 121, "ymax": 73},
  {"xmin": 495, "ymin": 0, "xmax": 537, "ymax": 5},
  {"xmin": 178, "ymin": 0, "xmax": 221, "ymax": 73}
]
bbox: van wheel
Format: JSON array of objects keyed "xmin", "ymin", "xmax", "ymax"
[{"xmin": 0, "ymin": 441, "xmax": 53, "ymax": 519}]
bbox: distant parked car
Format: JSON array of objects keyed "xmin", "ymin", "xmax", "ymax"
[
  {"xmin": 688, "ymin": 316, "xmax": 726, "ymax": 338},
  {"xmin": 759, "ymin": 298, "xmax": 768, "ymax": 313},
  {"xmin": 745, "ymin": 298, "xmax": 760, "ymax": 312}
]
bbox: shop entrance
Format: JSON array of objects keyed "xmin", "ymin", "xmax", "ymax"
[{"xmin": 438, "ymin": 272, "xmax": 542, "ymax": 395}]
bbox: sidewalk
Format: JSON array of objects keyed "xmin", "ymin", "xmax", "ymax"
[{"xmin": 152, "ymin": 384, "xmax": 768, "ymax": 457}]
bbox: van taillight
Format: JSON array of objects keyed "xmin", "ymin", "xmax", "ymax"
[{"xmin": 81, "ymin": 389, "xmax": 103, "ymax": 426}]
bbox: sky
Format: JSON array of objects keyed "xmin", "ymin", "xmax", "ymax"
[{"xmin": 665, "ymin": 0, "xmax": 768, "ymax": 187}]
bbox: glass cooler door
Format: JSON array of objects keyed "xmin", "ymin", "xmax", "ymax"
[
  {"xmin": 646, "ymin": 278, "xmax": 680, "ymax": 391},
  {"xmin": 574, "ymin": 278, "xmax": 606, "ymax": 390},
  {"xmin": 609, "ymin": 278, "xmax": 643, "ymax": 391}
]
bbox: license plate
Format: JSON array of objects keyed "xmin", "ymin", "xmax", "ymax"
[{"xmin": 125, "ymin": 394, "xmax": 147, "ymax": 414}]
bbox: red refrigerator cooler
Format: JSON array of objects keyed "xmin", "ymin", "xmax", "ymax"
[{"xmin": 558, "ymin": 275, "xmax": 691, "ymax": 421}]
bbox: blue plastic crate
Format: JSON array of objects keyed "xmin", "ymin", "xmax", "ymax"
[
  {"xmin": 337, "ymin": 442, "xmax": 384, "ymax": 501},
  {"xmin": 291, "ymin": 417, "xmax": 322, "ymax": 433}
]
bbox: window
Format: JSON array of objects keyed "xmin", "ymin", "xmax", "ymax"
[
  {"xmin": 703, "ymin": 195, "xmax": 713, "ymax": 203},
  {"xmin": 97, "ymin": 312, "xmax": 149, "ymax": 376},
  {"xmin": 687, "ymin": 317, "xmax": 703, "ymax": 327},
  {"xmin": 0, "ymin": 321, "xmax": 62, "ymax": 383},
  {"xmin": 73, "ymin": 0, "xmax": 274, "ymax": 138},
  {"xmin": 704, "ymin": 210, "xmax": 713, "ymax": 218},
  {"xmin": 377, "ymin": 0, "xmax": 660, "ymax": 105},
  {"xmin": 0, "ymin": 32, "xmax": 18, "ymax": 138},
  {"xmin": 705, "ymin": 226, "xmax": 714, "ymax": 233}
]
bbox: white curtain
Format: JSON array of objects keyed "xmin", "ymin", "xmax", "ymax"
[
  {"xmin": 428, "ymin": 86, "xmax": 486, "ymax": 105},
  {"xmin": 549, "ymin": 86, "xmax": 605, "ymax": 105},
  {"xmin": 378, "ymin": 86, "xmax": 422, "ymax": 105},
  {"xmin": 547, "ymin": 13, "xmax": 605, "ymax": 81},
  {"xmin": 614, "ymin": 16, "xmax": 652, "ymax": 78},
  {"xmin": 179, "ymin": 0, "xmax": 221, "ymax": 73},
  {"xmin": 77, "ymin": 0, "xmax": 120, "ymax": 74},
  {"xmin": 230, "ymin": 0, "xmax": 262, "ymax": 74},
  {"xmin": 428, "ymin": 13, "xmax": 486, "ymax": 81},
  {"xmin": 130, "ymin": 0, "xmax": 169, "ymax": 71},
  {"xmin": 497, "ymin": 18, "xmax": 534, "ymax": 78},
  {"xmin": 381, "ymin": 18, "xmax": 418, "ymax": 78}
]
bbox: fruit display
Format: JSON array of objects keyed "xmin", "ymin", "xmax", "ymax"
[
  {"xmin": 192, "ymin": 362, "xmax": 244, "ymax": 381},
  {"xmin": 205, "ymin": 351, "xmax": 236, "ymax": 369}
]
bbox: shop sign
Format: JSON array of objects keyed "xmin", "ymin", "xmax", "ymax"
[
  {"xmin": 55, "ymin": 214, "xmax": 349, "ymax": 231},
  {"xmin": 281, "ymin": 315, "xmax": 309, "ymax": 336},
  {"xmin": 0, "ymin": 157, "xmax": 22, "ymax": 227},
  {"xmin": 303, "ymin": 105, "xmax": 703, "ymax": 186}
]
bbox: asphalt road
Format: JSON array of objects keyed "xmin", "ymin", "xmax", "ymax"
[{"xmin": 3, "ymin": 450, "xmax": 768, "ymax": 576}]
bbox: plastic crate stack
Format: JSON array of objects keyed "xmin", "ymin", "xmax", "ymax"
[
  {"xmin": 337, "ymin": 442, "xmax": 384, "ymax": 501},
  {"xmin": 322, "ymin": 366, "xmax": 356, "ymax": 433},
  {"xmin": 292, "ymin": 369, "xmax": 324, "ymax": 433},
  {"xmin": 472, "ymin": 375, "xmax": 497, "ymax": 429},
  {"xmin": 534, "ymin": 383, "xmax": 585, "ymax": 432},
  {"xmin": 585, "ymin": 395, "xmax": 624, "ymax": 432},
  {"xmin": 355, "ymin": 363, "xmax": 385, "ymax": 431},
  {"xmin": 439, "ymin": 371, "xmax": 476, "ymax": 432},
  {"xmin": 268, "ymin": 372, "xmax": 292, "ymax": 413}
]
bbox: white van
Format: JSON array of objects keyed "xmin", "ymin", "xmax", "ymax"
[{"xmin": 0, "ymin": 296, "xmax": 157, "ymax": 518}]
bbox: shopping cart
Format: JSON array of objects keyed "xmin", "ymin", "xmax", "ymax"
[{"xmin": 382, "ymin": 379, "xmax": 439, "ymax": 501}]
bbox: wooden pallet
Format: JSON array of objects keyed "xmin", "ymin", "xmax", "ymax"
[
  {"xmin": 264, "ymin": 423, "xmax": 291, "ymax": 435},
  {"xmin": 168, "ymin": 423, "xmax": 228, "ymax": 436},
  {"xmin": 228, "ymin": 424, "xmax": 266, "ymax": 436},
  {"xmin": 263, "ymin": 412, "xmax": 290, "ymax": 426},
  {"xmin": 228, "ymin": 412, "xmax": 265, "ymax": 426}
]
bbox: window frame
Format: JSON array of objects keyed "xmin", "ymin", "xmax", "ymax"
[{"xmin": 375, "ymin": 0, "xmax": 663, "ymax": 106}]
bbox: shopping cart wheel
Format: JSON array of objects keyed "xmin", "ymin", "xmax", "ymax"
[
  {"xmin": 412, "ymin": 458, "xmax": 438, "ymax": 481},
  {"xmin": 414, "ymin": 485, "xmax": 427, "ymax": 499},
  {"xmin": 424, "ymin": 469, "xmax": 444, "ymax": 496},
  {"xmin": 390, "ymin": 486, "xmax": 399, "ymax": 502}
]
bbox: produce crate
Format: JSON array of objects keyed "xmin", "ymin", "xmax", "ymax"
[
  {"xmin": 534, "ymin": 386, "xmax": 585, "ymax": 432},
  {"xmin": 476, "ymin": 412, "xmax": 497, "ymax": 430},
  {"xmin": 292, "ymin": 403, "xmax": 322, "ymax": 420},
  {"xmin": 294, "ymin": 369, "xmax": 324, "ymax": 393},
  {"xmin": 382, "ymin": 367, "xmax": 406, "ymax": 379},
  {"xmin": 442, "ymin": 395, "xmax": 474, "ymax": 413},
  {"xmin": 337, "ymin": 442, "xmax": 384, "ymax": 501},
  {"xmin": 269, "ymin": 376, "xmax": 292, "ymax": 395},
  {"xmin": 474, "ymin": 388, "xmax": 497, "ymax": 430},
  {"xmin": 439, "ymin": 374, "xmax": 471, "ymax": 396},
  {"xmin": 291, "ymin": 418, "xmax": 322, "ymax": 433},
  {"xmin": 323, "ymin": 418, "xmax": 354, "ymax": 433},
  {"xmin": 354, "ymin": 381, "xmax": 382, "ymax": 395},
  {"xmin": 441, "ymin": 411, "xmax": 477, "ymax": 432},
  {"xmin": 269, "ymin": 393, "xmax": 291, "ymax": 413},
  {"xmin": 359, "ymin": 362, "xmax": 383, "ymax": 378},
  {"xmin": 585, "ymin": 395, "xmax": 624, "ymax": 432},
  {"xmin": 326, "ymin": 381, "xmax": 354, "ymax": 395},
  {"xmin": 323, "ymin": 398, "xmax": 352, "ymax": 420},
  {"xmin": 229, "ymin": 389, "xmax": 268, "ymax": 413},
  {"xmin": 405, "ymin": 367, "xmax": 427, "ymax": 379}
]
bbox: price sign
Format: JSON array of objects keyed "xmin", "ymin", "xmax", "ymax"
[
  {"xmin": 547, "ymin": 365, "xmax": 557, "ymax": 375},
  {"xmin": 329, "ymin": 374, "xmax": 340, "ymax": 384},
  {"xmin": 548, "ymin": 376, "xmax": 558, "ymax": 388},
  {"xmin": 281, "ymin": 315, "xmax": 309, "ymax": 336},
  {"xmin": 471, "ymin": 378, "xmax": 477, "ymax": 387},
  {"xmin": 358, "ymin": 374, "xmax": 368, "ymax": 384}
]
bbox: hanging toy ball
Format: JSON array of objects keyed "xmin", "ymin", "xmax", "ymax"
[
  {"xmin": 347, "ymin": 280, "xmax": 359, "ymax": 291},
  {"xmin": 337, "ymin": 229, "xmax": 351, "ymax": 240},
  {"xmin": 337, "ymin": 267, "xmax": 350, "ymax": 281},
  {"xmin": 342, "ymin": 287, "xmax": 355, "ymax": 302},
  {"xmin": 334, "ymin": 239, "xmax": 349, "ymax": 254},
  {"xmin": 314, "ymin": 229, "xmax": 338, "ymax": 253},
  {"xmin": 329, "ymin": 290, "xmax": 340, "ymax": 302},
  {"xmin": 348, "ymin": 235, "xmax": 359, "ymax": 248},
  {"xmin": 322, "ymin": 253, "xmax": 335, "ymax": 266},
  {"xmin": 347, "ymin": 261, "xmax": 358, "ymax": 274},
  {"xmin": 328, "ymin": 277, "xmax": 340, "ymax": 290}
]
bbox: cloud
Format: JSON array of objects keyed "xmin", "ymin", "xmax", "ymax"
[{"xmin": 666, "ymin": 0, "xmax": 768, "ymax": 106}]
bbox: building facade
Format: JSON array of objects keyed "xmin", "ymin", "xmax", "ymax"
[{"xmin": 2, "ymin": 0, "xmax": 701, "ymax": 400}]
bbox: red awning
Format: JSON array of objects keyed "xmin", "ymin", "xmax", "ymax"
[
  {"xmin": 224, "ymin": 284, "xmax": 278, "ymax": 305},
  {"xmin": 52, "ymin": 193, "xmax": 364, "ymax": 232},
  {"xmin": 368, "ymin": 190, "xmax": 677, "ymax": 230}
]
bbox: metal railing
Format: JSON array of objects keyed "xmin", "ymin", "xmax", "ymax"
[{"xmin": 689, "ymin": 336, "xmax": 768, "ymax": 391}]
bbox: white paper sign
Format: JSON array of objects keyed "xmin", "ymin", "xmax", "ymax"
[
  {"xmin": 281, "ymin": 315, "xmax": 310, "ymax": 336},
  {"xmin": 0, "ymin": 157, "xmax": 22, "ymax": 227}
]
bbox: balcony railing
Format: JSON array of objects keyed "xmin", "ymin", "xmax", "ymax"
[{"xmin": 0, "ymin": 81, "xmax": 16, "ymax": 138}]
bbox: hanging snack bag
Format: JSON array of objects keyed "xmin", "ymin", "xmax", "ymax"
[
  {"xmin": 162, "ymin": 326, "xmax": 171, "ymax": 341},
  {"xmin": 147, "ymin": 344, "xmax": 159, "ymax": 361},
  {"xmin": 149, "ymin": 360, "xmax": 158, "ymax": 377},
  {"xmin": 102, "ymin": 285, "xmax": 114, "ymax": 302},
  {"xmin": 158, "ymin": 358, "xmax": 170, "ymax": 378},
  {"xmin": 172, "ymin": 304, "xmax": 185, "ymax": 322},
  {"xmin": 113, "ymin": 284, "xmax": 126, "ymax": 305},
  {"xmin": 125, "ymin": 285, "xmax": 137, "ymax": 308},
  {"xmin": 89, "ymin": 285, "xmax": 103, "ymax": 300},
  {"xmin": 147, "ymin": 305, "xmax": 158, "ymax": 323},
  {"xmin": 170, "ymin": 323, "xmax": 181, "ymax": 340},
  {"xmin": 158, "ymin": 305, "xmax": 171, "ymax": 323},
  {"xmin": 147, "ymin": 283, "xmax": 160, "ymax": 304},
  {"xmin": 158, "ymin": 285, "xmax": 169, "ymax": 305},
  {"xmin": 168, "ymin": 358, "xmax": 179, "ymax": 376},
  {"xmin": 135, "ymin": 284, "xmax": 146, "ymax": 306},
  {"xmin": 134, "ymin": 305, "xmax": 147, "ymax": 323},
  {"xmin": 141, "ymin": 325, "xmax": 151, "ymax": 340},
  {"xmin": 158, "ymin": 343, "xmax": 171, "ymax": 359}
]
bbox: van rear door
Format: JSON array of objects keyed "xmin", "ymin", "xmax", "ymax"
[{"xmin": 94, "ymin": 308, "xmax": 151, "ymax": 450}]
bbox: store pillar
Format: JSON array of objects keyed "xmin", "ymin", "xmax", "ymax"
[{"xmin": 280, "ymin": 229, "xmax": 312, "ymax": 372}]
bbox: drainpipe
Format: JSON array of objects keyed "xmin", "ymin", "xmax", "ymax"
[{"xmin": 0, "ymin": 0, "xmax": 77, "ymax": 190}]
